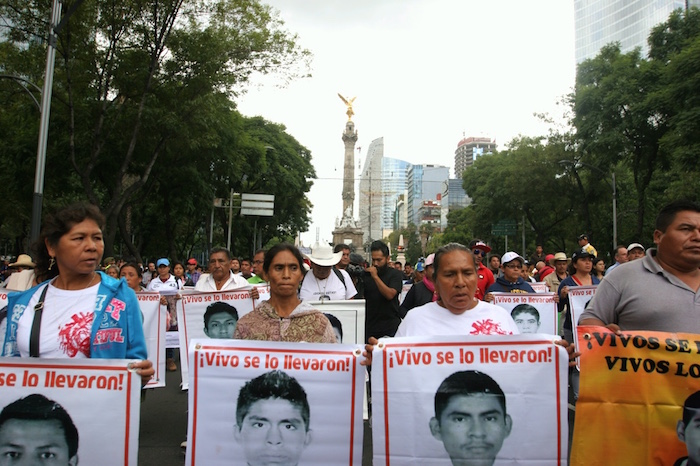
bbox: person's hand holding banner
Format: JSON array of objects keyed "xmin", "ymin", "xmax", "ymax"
[
  {"xmin": 186, "ymin": 339, "xmax": 366, "ymax": 466},
  {"xmin": 372, "ymin": 335, "xmax": 569, "ymax": 465},
  {"xmin": 0, "ymin": 358, "xmax": 142, "ymax": 465}
]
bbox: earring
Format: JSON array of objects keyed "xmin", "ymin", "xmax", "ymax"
[{"xmin": 48, "ymin": 257, "xmax": 55, "ymax": 270}]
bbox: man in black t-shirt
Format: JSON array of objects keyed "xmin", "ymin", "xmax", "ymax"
[{"xmin": 363, "ymin": 240, "xmax": 404, "ymax": 342}]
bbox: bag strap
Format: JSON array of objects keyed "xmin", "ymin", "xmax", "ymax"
[
  {"xmin": 332, "ymin": 268, "xmax": 347, "ymax": 290},
  {"xmin": 29, "ymin": 285, "xmax": 49, "ymax": 357}
]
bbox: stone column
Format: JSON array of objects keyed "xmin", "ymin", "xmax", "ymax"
[{"xmin": 341, "ymin": 120, "xmax": 358, "ymax": 218}]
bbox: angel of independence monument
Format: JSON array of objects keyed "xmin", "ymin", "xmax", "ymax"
[{"xmin": 332, "ymin": 94, "xmax": 364, "ymax": 248}]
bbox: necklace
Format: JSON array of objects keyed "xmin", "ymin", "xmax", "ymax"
[
  {"xmin": 53, "ymin": 272, "xmax": 98, "ymax": 290},
  {"xmin": 85, "ymin": 272, "xmax": 98, "ymax": 288},
  {"xmin": 315, "ymin": 274, "xmax": 330, "ymax": 301}
]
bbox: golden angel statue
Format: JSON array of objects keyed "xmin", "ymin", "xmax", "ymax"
[{"xmin": 338, "ymin": 93, "xmax": 356, "ymax": 121}]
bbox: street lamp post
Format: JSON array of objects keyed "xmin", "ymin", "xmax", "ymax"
[
  {"xmin": 31, "ymin": 0, "xmax": 87, "ymax": 241},
  {"xmin": 559, "ymin": 160, "xmax": 618, "ymax": 252}
]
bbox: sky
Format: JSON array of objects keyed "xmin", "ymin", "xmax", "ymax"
[{"xmin": 236, "ymin": 0, "xmax": 577, "ymax": 247}]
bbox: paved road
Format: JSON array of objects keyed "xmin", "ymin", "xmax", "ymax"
[{"xmin": 138, "ymin": 350, "xmax": 373, "ymax": 465}]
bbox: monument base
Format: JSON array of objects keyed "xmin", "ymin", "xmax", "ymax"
[{"xmin": 332, "ymin": 227, "xmax": 364, "ymax": 251}]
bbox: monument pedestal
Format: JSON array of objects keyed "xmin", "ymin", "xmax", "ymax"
[{"xmin": 332, "ymin": 226, "xmax": 364, "ymax": 250}]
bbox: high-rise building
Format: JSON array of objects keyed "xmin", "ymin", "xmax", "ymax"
[
  {"xmin": 440, "ymin": 179, "xmax": 471, "ymax": 230},
  {"xmin": 381, "ymin": 157, "xmax": 410, "ymax": 237},
  {"xmin": 358, "ymin": 138, "xmax": 410, "ymax": 244},
  {"xmin": 454, "ymin": 136, "xmax": 496, "ymax": 178},
  {"xmin": 406, "ymin": 164, "xmax": 450, "ymax": 227},
  {"xmin": 574, "ymin": 0, "xmax": 700, "ymax": 63}
]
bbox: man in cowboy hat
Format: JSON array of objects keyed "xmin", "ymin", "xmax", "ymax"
[
  {"xmin": 544, "ymin": 252, "xmax": 570, "ymax": 293},
  {"xmin": 299, "ymin": 241, "xmax": 356, "ymax": 301},
  {"xmin": 3, "ymin": 254, "xmax": 36, "ymax": 291}
]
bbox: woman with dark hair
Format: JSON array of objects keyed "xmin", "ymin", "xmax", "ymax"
[
  {"xmin": 591, "ymin": 257, "xmax": 606, "ymax": 281},
  {"xmin": 234, "ymin": 243, "xmax": 336, "ymax": 343},
  {"xmin": 120, "ymin": 262, "xmax": 145, "ymax": 293},
  {"xmin": 172, "ymin": 261, "xmax": 193, "ymax": 287},
  {"xmin": 2, "ymin": 202, "xmax": 153, "ymax": 384}
]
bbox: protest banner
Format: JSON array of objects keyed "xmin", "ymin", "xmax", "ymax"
[
  {"xmin": 303, "ymin": 299, "xmax": 366, "ymax": 345},
  {"xmin": 491, "ymin": 292, "xmax": 559, "ymax": 335},
  {"xmin": 571, "ymin": 326, "xmax": 700, "ymax": 465},
  {"xmin": 137, "ymin": 291, "xmax": 167, "ymax": 388},
  {"xmin": 567, "ymin": 285, "xmax": 597, "ymax": 358},
  {"xmin": 400, "ymin": 283, "xmax": 412, "ymax": 304},
  {"xmin": 0, "ymin": 290, "xmax": 8, "ymax": 342},
  {"xmin": 0, "ymin": 358, "xmax": 141, "ymax": 465},
  {"xmin": 186, "ymin": 339, "xmax": 365, "ymax": 466},
  {"xmin": 373, "ymin": 335, "xmax": 568, "ymax": 465},
  {"xmin": 531, "ymin": 282, "xmax": 549, "ymax": 293},
  {"xmin": 254, "ymin": 284, "xmax": 271, "ymax": 302},
  {"xmin": 165, "ymin": 329, "xmax": 180, "ymax": 348},
  {"xmin": 177, "ymin": 290, "xmax": 257, "ymax": 389}
]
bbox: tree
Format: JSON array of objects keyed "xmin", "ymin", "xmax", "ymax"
[
  {"xmin": 573, "ymin": 43, "xmax": 669, "ymax": 239},
  {"xmin": 0, "ymin": 0, "xmax": 312, "ymax": 257}
]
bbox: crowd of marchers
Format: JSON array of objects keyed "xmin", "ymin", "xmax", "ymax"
[{"xmin": 0, "ymin": 199, "xmax": 698, "ymax": 464}]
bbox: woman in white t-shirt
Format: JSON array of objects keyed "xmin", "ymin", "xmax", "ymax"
[
  {"xmin": 362, "ymin": 243, "xmax": 577, "ymax": 365},
  {"xmin": 396, "ymin": 244, "xmax": 519, "ymax": 337},
  {"xmin": 2, "ymin": 203, "xmax": 154, "ymax": 384}
]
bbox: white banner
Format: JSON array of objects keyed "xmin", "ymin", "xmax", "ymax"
[
  {"xmin": 372, "ymin": 335, "xmax": 568, "ymax": 465},
  {"xmin": 531, "ymin": 282, "xmax": 549, "ymax": 293},
  {"xmin": 568, "ymin": 285, "xmax": 597, "ymax": 369},
  {"xmin": 303, "ymin": 299, "xmax": 366, "ymax": 345},
  {"xmin": 177, "ymin": 290, "xmax": 258, "ymax": 389},
  {"xmin": 400, "ymin": 283, "xmax": 413, "ymax": 304},
  {"xmin": 186, "ymin": 339, "xmax": 365, "ymax": 466},
  {"xmin": 0, "ymin": 358, "xmax": 142, "ymax": 465},
  {"xmin": 491, "ymin": 292, "xmax": 559, "ymax": 336},
  {"xmin": 0, "ymin": 290, "xmax": 8, "ymax": 341},
  {"xmin": 137, "ymin": 291, "xmax": 167, "ymax": 388}
]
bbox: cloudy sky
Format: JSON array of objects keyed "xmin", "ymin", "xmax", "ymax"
[{"xmin": 236, "ymin": 1, "xmax": 577, "ymax": 247}]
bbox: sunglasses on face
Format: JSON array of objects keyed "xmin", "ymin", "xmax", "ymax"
[{"xmin": 472, "ymin": 249, "xmax": 487, "ymax": 257}]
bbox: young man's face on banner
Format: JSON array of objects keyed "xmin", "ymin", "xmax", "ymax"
[
  {"xmin": 235, "ymin": 398, "xmax": 311, "ymax": 466},
  {"xmin": 0, "ymin": 418, "xmax": 78, "ymax": 466},
  {"xmin": 429, "ymin": 394, "xmax": 512, "ymax": 466},
  {"xmin": 678, "ymin": 409, "xmax": 700, "ymax": 465}
]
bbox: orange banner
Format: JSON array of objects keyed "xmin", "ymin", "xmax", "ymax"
[{"xmin": 571, "ymin": 325, "xmax": 700, "ymax": 465}]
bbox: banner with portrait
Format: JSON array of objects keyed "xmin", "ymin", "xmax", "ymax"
[
  {"xmin": 372, "ymin": 335, "xmax": 569, "ymax": 465},
  {"xmin": 571, "ymin": 326, "xmax": 700, "ymax": 465},
  {"xmin": 177, "ymin": 290, "xmax": 258, "ymax": 389},
  {"xmin": 137, "ymin": 291, "xmax": 167, "ymax": 388},
  {"xmin": 0, "ymin": 358, "xmax": 142, "ymax": 465},
  {"xmin": 186, "ymin": 339, "xmax": 365, "ymax": 466},
  {"xmin": 491, "ymin": 292, "xmax": 559, "ymax": 335},
  {"xmin": 567, "ymin": 285, "xmax": 597, "ymax": 357},
  {"xmin": 303, "ymin": 299, "xmax": 366, "ymax": 345}
]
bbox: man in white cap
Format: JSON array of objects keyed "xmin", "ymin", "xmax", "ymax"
[
  {"xmin": 299, "ymin": 242, "xmax": 357, "ymax": 301},
  {"xmin": 485, "ymin": 252, "xmax": 535, "ymax": 297},
  {"xmin": 627, "ymin": 242, "xmax": 646, "ymax": 261}
]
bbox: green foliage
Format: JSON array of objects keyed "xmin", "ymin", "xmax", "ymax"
[
  {"xmin": 442, "ymin": 7, "xmax": 700, "ymax": 260},
  {"xmin": 0, "ymin": 0, "xmax": 313, "ymax": 261}
]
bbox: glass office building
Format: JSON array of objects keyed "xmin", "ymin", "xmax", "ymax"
[{"xmin": 575, "ymin": 0, "xmax": 700, "ymax": 63}]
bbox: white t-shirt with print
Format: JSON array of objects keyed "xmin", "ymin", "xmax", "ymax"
[
  {"xmin": 147, "ymin": 274, "xmax": 182, "ymax": 294},
  {"xmin": 17, "ymin": 282, "xmax": 100, "ymax": 358},
  {"xmin": 395, "ymin": 300, "xmax": 519, "ymax": 337},
  {"xmin": 299, "ymin": 269, "xmax": 357, "ymax": 301}
]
